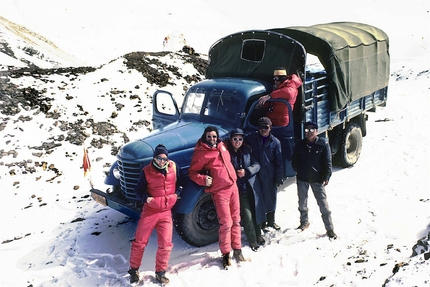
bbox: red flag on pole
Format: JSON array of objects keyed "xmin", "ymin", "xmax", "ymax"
[{"xmin": 83, "ymin": 147, "xmax": 91, "ymax": 177}]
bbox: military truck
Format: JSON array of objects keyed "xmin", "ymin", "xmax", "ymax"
[{"xmin": 90, "ymin": 22, "xmax": 390, "ymax": 246}]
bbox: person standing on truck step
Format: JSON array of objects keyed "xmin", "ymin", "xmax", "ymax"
[
  {"xmin": 291, "ymin": 121, "xmax": 337, "ymax": 240},
  {"xmin": 128, "ymin": 144, "xmax": 182, "ymax": 285},
  {"xmin": 246, "ymin": 117, "xmax": 283, "ymax": 232},
  {"xmin": 257, "ymin": 67, "xmax": 302, "ymax": 126},
  {"xmin": 226, "ymin": 128, "xmax": 266, "ymax": 251},
  {"xmin": 188, "ymin": 126, "xmax": 246, "ymax": 269}
]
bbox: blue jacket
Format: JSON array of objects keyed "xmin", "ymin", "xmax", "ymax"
[{"xmin": 246, "ymin": 132, "xmax": 283, "ymax": 213}]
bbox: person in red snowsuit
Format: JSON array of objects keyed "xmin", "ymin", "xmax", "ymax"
[
  {"xmin": 188, "ymin": 126, "xmax": 246, "ymax": 269},
  {"xmin": 257, "ymin": 67, "xmax": 303, "ymax": 126},
  {"xmin": 128, "ymin": 144, "xmax": 181, "ymax": 285}
]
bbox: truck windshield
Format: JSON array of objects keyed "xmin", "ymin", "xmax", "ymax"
[
  {"xmin": 183, "ymin": 91, "xmax": 205, "ymax": 114},
  {"xmin": 182, "ymin": 90, "xmax": 242, "ymax": 123}
]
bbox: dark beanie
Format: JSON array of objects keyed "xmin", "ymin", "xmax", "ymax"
[
  {"xmin": 154, "ymin": 144, "xmax": 168, "ymax": 157},
  {"xmin": 304, "ymin": 121, "xmax": 318, "ymax": 129}
]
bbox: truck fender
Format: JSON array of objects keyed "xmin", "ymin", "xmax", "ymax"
[
  {"xmin": 173, "ymin": 177, "xmax": 205, "ymax": 214},
  {"xmin": 104, "ymin": 161, "xmax": 120, "ymax": 186}
]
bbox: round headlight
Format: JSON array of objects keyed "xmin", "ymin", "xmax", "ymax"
[{"xmin": 112, "ymin": 167, "xmax": 121, "ymax": 179}]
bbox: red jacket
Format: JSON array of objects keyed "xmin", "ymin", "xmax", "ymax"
[
  {"xmin": 142, "ymin": 161, "xmax": 178, "ymax": 212},
  {"xmin": 188, "ymin": 140, "xmax": 237, "ymax": 193},
  {"xmin": 265, "ymin": 74, "xmax": 302, "ymax": 126}
]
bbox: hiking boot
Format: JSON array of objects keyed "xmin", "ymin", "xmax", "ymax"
[
  {"xmin": 296, "ymin": 222, "xmax": 310, "ymax": 231},
  {"xmin": 261, "ymin": 223, "xmax": 269, "ymax": 233},
  {"xmin": 222, "ymin": 253, "xmax": 231, "ymax": 269},
  {"xmin": 267, "ymin": 222, "xmax": 281, "ymax": 230},
  {"xmin": 327, "ymin": 230, "xmax": 338, "ymax": 240},
  {"xmin": 257, "ymin": 235, "xmax": 266, "ymax": 246},
  {"xmin": 250, "ymin": 242, "xmax": 259, "ymax": 252},
  {"xmin": 233, "ymin": 249, "xmax": 246, "ymax": 262},
  {"xmin": 155, "ymin": 270, "xmax": 170, "ymax": 285},
  {"xmin": 128, "ymin": 268, "xmax": 140, "ymax": 284}
]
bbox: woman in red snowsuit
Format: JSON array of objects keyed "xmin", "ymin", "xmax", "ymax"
[
  {"xmin": 128, "ymin": 144, "xmax": 181, "ymax": 285},
  {"xmin": 188, "ymin": 126, "xmax": 246, "ymax": 269}
]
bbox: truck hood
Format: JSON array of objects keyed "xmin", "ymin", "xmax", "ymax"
[{"xmin": 118, "ymin": 121, "xmax": 228, "ymax": 161}]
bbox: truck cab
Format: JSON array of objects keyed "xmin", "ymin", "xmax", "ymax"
[{"xmin": 91, "ymin": 22, "xmax": 389, "ymax": 247}]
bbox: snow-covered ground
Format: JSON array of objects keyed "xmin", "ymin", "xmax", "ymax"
[{"xmin": 1, "ymin": 1, "xmax": 429, "ymax": 286}]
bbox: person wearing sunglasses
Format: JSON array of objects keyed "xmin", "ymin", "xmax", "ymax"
[
  {"xmin": 246, "ymin": 117, "xmax": 283, "ymax": 232},
  {"xmin": 226, "ymin": 128, "xmax": 266, "ymax": 251},
  {"xmin": 291, "ymin": 121, "xmax": 337, "ymax": 240},
  {"xmin": 188, "ymin": 126, "xmax": 246, "ymax": 269},
  {"xmin": 257, "ymin": 67, "xmax": 302, "ymax": 127},
  {"xmin": 128, "ymin": 144, "xmax": 182, "ymax": 284}
]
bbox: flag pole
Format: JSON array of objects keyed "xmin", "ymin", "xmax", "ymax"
[{"xmin": 83, "ymin": 144, "xmax": 94, "ymax": 189}]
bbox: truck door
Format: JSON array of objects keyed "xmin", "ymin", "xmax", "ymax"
[{"xmin": 152, "ymin": 90, "xmax": 180, "ymax": 130}]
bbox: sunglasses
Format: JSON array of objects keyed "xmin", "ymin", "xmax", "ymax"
[
  {"xmin": 304, "ymin": 128, "xmax": 316, "ymax": 133},
  {"xmin": 155, "ymin": 156, "xmax": 168, "ymax": 162},
  {"xmin": 258, "ymin": 125, "xmax": 270, "ymax": 130},
  {"xmin": 273, "ymin": 76, "xmax": 286, "ymax": 82},
  {"xmin": 232, "ymin": 137, "xmax": 243, "ymax": 142}
]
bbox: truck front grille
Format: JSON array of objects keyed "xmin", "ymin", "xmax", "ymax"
[{"xmin": 117, "ymin": 159, "xmax": 141, "ymax": 200}]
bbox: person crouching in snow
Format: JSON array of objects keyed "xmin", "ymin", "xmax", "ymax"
[
  {"xmin": 188, "ymin": 126, "xmax": 246, "ymax": 269},
  {"xmin": 128, "ymin": 144, "xmax": 182, "ymax": 284}
]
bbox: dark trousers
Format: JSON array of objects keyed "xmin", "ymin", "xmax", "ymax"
[
  {"xmin": 239, "ymin": 187, "xmax": 261, "ymax": 244},
  {"xmin": 297, "ymin": 179, "xmax": 334, "ymax": 231}
]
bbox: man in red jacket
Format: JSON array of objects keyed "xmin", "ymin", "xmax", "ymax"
[
  {"xmin": 188, "ymin": 126, "xmax": 246, "ymax": 270},
  {"xmin": 128, "ymin": 144, "xmax": 181, "ymax": 285},
  {"xmin": 257, "ymin": 67, "xmax": 303, "ymax": 126}
]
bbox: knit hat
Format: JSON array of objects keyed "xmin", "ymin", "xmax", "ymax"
[
  {"xmin": 258, "ymin": 117, "xmax": 272, "ymax": 126},
  {"xmin": 154, "ymin": 144, "xmax": 168, "ymax": 157},
  {"xmin": 304, "ymin": 121, "xmax": 318, "ymax": 129},
  {"xmin": 230, "ymin": 128, "xmax": 244, "ymax": 138}
]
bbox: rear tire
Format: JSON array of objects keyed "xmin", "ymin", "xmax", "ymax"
[
  {"xmin": 174, "ymin": 193, "xmax": 219, "ymax": 247},
  {"xmin": 334, "ymin": 122, "xmax": 362, "ymax": 167}
]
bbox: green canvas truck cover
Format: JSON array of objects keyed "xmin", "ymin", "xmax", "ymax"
[
  {"xmin": 206, "ymin": 30, "xmax": 307, "ymax": 87},
  {"xmin": 206, "ymin": 22, "xmax": 390, "ymax": 112}
]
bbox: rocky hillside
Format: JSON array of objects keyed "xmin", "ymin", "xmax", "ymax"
[{"xmin": 0, "ymin": 47, "xmax": 208, "ymax": 179}]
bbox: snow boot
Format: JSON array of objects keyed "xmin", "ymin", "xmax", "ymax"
[
  {"xmin": 296, "ymin": 222, "xmax": 310, "ymax": 231},
  {"xmin": 257, "ymin": 235, "xmax": 266, "ymax": 246},
  {"xmin": 267, "ymin": 222, "xmax": 281, "ymax": 230},
  {"xmin": 327, "ymin": 230, "xmax": 338, "ymax": 240},
  {"xmin": 155, "ymin": 270, "xmax": 170, "ymax": 285},
  {"xmin": 222, "ymin": 253, "xmax": 231, "ymax": 270},
  {"xmin": 250, "ymin": 241, "xmax": 259, "ymax": 252},
  {"xmin": 233, "ymin": 249, "xmax": 246, "ymax": 262},
  {"xmin": 128, "ymin": 268, "xmax": 140, "ymax": 284}
]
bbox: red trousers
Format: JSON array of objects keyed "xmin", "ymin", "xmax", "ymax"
[
  {"xmin": 211, "ymin": 184, "xmax": 242, "ymax": 254},
  {"xmin": 129, "ymin": 208, "xmax": 173, "ymax": 272}
]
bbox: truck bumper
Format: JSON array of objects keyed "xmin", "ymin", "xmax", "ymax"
[{"xmin": 90, "ymin": 188, "xmax": 141, "ymax": 219}]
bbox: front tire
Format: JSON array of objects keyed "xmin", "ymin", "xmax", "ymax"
[
  {"xmin": 174, "ymin": 193, "xmax": 219, "ymax": 247},
  {"xmin": 334, "ymin": 122, "xmax": 363, "ymax": 167}
]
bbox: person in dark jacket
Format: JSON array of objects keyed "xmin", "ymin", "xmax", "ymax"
[
  {"xmin": 128, "ymin": 144, "xmax": 182, "ymax": 285},
  {"xmin": 188, "ymin": 126, "xmax": 246, "ymax": 269},
  {"xmin": 226, "ymin": 128, "xmax": 266, "ymax": 251},
  {"xmin": 291, "ymin": 121, "xmax": 337, "ymax": 239},
  {"xmin": 246, "ymin": 117, "xmax": 283, "ymax": 231}
]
